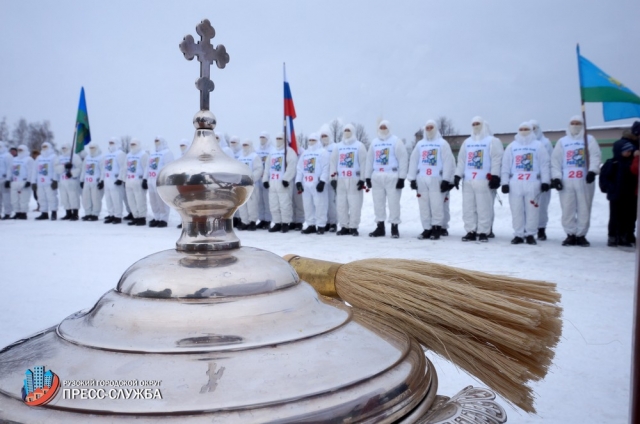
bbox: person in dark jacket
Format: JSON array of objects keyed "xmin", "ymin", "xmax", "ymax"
[{"xmin": 606, "ymin": 121, "xmax": 640, "ymax": 246}]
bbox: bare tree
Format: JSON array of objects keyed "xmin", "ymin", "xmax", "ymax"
[
  {"xmin": 0, "ymin": 117, "xmax": 9, "ymax": 143},
  {"xmin": 27, "ymin": 121, "xmax": 54, "ymax": 152},
  {"xmin": 353, "ymin": 123, "xmax": 370, "ymax": 149},
  {"xmin": 296, "ymin": 131, "xmax": 308, "ymax": 150},
  {"xmin": 120, "ymin": 136, "xmax": 132, "ymax": 153},
  {"xmin": 12, "ymin": 118, "xmax": 29, "ymax": 147},
  {"xmin": 435, "ymin": 116, "xmax": 457, "ymax": 137},
  {"xmin": 329, "ymin": 119, "xmax": 343, "ymax": 144}
]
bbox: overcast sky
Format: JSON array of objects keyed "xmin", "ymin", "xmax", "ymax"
[{"xmin": 1, "ymin": 0, "xmax": 639, "ymax": 151}]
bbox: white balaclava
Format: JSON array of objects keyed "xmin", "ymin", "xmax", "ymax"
[
  {"xmin": 108, "ymin": 137, "xmax": 119, "ymax": 153},
  {"xmin": 342, "ymin": 124, "xmax": 356, "ymax": 145},
  {"xmin": 275, "ymin": 133, "xmax": 285, "ymax": 148},
  {"xmin": 179, "ymin": 139, "xmax": 190, "ymax": 154},
  {"xmin": 471, "ymin": 116, "xmax": 493, "ymax": 140},
  {"xmin": 241, "ymin": 139, "xmax": 254, "ymax": 155},
  {"xmin": 515, "ymin": 122, "xmax": 535, "ymax": 144},
  {"xmin": 154, "ymin": 136, "xmax": 167, "ymax": 152},
  {"xmin": 229, "ymin": 136, "xmax": 241, "ymax": 153},
  {"xmin": 40, "ymin": 142, "xmax": 54, "ymax": 157},
  {"xmin": 216, "ymin": 132, "xmax": 230, "ymax": 148},
  {"xmin": 567, "ymin": 115, "xmax": 584, "ymax": 139},
  {"xmin": 530, "ymin": 119, "xmax": 543, "ymax": 140},
  {"xmin": 259, "ymin": 132, "xmax": 270, "ymax": 147},
  {"xmin": 377, "ymin": 120, "xmax": 390, "ymax": 139},
  {"xmin": 89, "ymin": 144, "xmax": 101, "ymax": 158},
  {"xmin": 424, "ymin": 120, "xmax": 441, "ymax": 141},
  {"xmin": 60, "ymin": 144, "xmax": 71, "ymax": 156},
  {"xmin": 320, "ymin": 130, "xmax": 332, "ymax": 147},
  {"xmin": 17, "ymin": 144, "xmax": 29, "ymax": 158},
  {"xmin": 0, "ymin": 141, "xmax": 6, "ymax": 154},
  {"xmin": 307, "ymin": 133, "xmax": 320, "ymax": 150},
  {"xmin": 129, "ymin": 139, "xmax": 141, "ymax": 154}
]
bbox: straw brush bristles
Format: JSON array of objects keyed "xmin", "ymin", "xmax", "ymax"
[{"xmin": 332, "ymin": 259, "xmax": 562, "ymax": 413}]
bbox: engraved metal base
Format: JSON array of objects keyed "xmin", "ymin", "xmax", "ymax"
[{"xmin": 419, "ymin": 386, "xmax": 507, "ymax": 424}]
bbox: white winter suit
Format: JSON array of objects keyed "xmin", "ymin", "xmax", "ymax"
[
  {"xmin": 255, "ymin": 133, "xmax": 273, "ymax": 222},
  {"xmin": 365, "ymin": 121, "xmax": 409, "ymax": 224},
  {"xmin": 296, "ymin": 135, "xmax": 330, "ymax": 228},
  {"xmin": 455, "ymin": 117, "xmax": 504, "ymax": 235},
  {"xmin": 32, "ymin": 142, "xmax": 59, "ymax": 214},
  {"xmin": 0, "ymin": 142, "xmax": 12, "ymax": 216},
  {"xmin": 408, "ymin": 123, "xmax": 455, "ymax": 230},
  {"xmin": 237, "ymin": 143, "xmax": 263, "ymax": 224},
  {"xmin": 80, "ymin": 145, "xmax": 104, "ymax": 216},
  {"xmin": 146, "ymin": 137, "xmax": 174, "ymax": 222},
  {"xmin": 501, "ymin": 124, "xmax": 551, "ymax": 238},
  {"xmin": 530, "ymin": 120, "xmax": 554, "ymax": 230},
  {"xmin": 551, "ymin": 116, "xmax": 601, "ymax": 237},
  {"xmin": 330, "ymin": 125, "xmax": 367, "ymax": 229},
  {"xmin": 262, "ymin": 138, "xmax": 297, "ymax": 224},
  {"xmin": 125, "ymin": 141, "xmax": 149, "ymax": 219},
  {"xmin": 54, "ymin": 145, "xmax": 82, "ymax": 211},
  {"xmin": 10, "ymin": 145, "xmax": 34, "ymax": 213},
  {"xmin": 321, "ymin": 131, "xmax": 337, "ymax": 226},
  {"xmin": 102, "ymin": 140, "xmax": 127, "ymax": 218}
]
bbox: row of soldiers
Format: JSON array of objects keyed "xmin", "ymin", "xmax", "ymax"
[{"xmin": 0, "ymin": 114, "xmax": 601, "ymax": 246}]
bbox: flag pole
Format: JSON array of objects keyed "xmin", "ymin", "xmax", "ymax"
[
  {"xmin": 283, "ymin": 62, "xmax": 288, "ymax": 173},
  {"xmin": 69, "ymin": 124, "xmax": 78, "ymax": 165},
  {"xmin": 576, "ymin": 44, "xmax": 591, "ymax": 171}
]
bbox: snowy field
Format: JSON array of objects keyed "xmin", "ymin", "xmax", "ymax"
[{"xmin": 0, "ymin": 185, "xmax": 635, "ymax": 423}]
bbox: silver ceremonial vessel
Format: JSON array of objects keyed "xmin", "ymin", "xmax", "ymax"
[{"xmin": 0, "ymin": 19, "xmax": 506, "ymax": 423}]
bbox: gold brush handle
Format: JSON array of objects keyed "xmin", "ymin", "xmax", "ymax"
[{"xmin": 283, "ymin": 254, "xmax": 341, "ymax": 298}]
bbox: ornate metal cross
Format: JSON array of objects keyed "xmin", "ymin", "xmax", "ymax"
[{"xmin": 179, "ymin": 19, "xmax": 230, "ymax": 111}]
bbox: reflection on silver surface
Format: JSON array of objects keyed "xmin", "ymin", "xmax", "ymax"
[{"xmin": 418, "ymin": 386, "xmax": 507, "ymax": 424}]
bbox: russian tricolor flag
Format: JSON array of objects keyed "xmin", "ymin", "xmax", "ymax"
[{"xmin": 283, "ymin": 63, "xmax": 298, "ymax": 154}]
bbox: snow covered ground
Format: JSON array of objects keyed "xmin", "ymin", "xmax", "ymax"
[{"xmin": 0, "ymin": 185, "xmax": 634, "ymax": 423}]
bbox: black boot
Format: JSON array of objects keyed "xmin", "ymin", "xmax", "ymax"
[
  {"xmin": 268, "ymin": 223, "xmax": 282, "ymax": 233},
  {"xmin": 156, "ymin": 220, "xmax": 167, "ymax": 228},
  {"xmin": 69, "ymin": 209, "xmax": 79, "ymax": 221},
  {"xmin": 111, "ymin": 217, "xmax": 122, "ymax": 224},
  {"xmin": 123, "ymin": 212, "xmax": 134, "ymax": 221},
  {"xmin": 81, "ymin": 214, "xmax": 90, "ymax": 221},
  {"xmin": 1, "ymin": 214, "xmax": 10, "ymax": 220},
  {"xmin": 478, "ymin": 233, "xmax": 488, "ymax": 242},
  {"xmin": 35, "ymin": 212, "xmax": 49, "ymax": 220},
  {"xmin": 87, "ymin": 215, "xmax": 98, "ymax": 221},
  {"xmin": 293, "ymin": 223, "xmax": 303, "ymax": 231},
  {"xmin": 391, "ymin": 224, "xmax": 399, "ymax": 239},
  {"xmin": 177, "ymin": 223, "xmax": 183, "ymax": 229},
  {"xmin": 233, "ymin": 217, "xmax": 242, "ymax": 227},
  {"xmin": 537, "ymin": 228, "xmax": 547, "ymax": 241},
  {"xmin": 441, "ymin": 228, "xmax": 449, "ymax": 236},
  {"xmin": 128, "ymin": 217, "xmax": 138, "ymax": 226},
  {"xmin": 281, "ymin": 223, "xmax": 290, "ymax": 233},
  {"xmin": 317, "ymin": 226, "xmax": 325, "ymax": 235},
  {"xmin": 576, "ymin": 235, "xmax": 590, "ymax": 247},
  {"xmin": 525, "ymin": 235, "xmax": 537, "ymax": 245},
  {"xmin": 61, "ymin": 210, "xmax": 72, "ymax": 220},
  {"xmin": 418, "ymin": 229, "xmax": 431, "ymax": 240},
  {"xmin": 18, "ymin": 212, "xmax": 27, "ymax": 220},
  {"xmin": 302, "ymin": 225, "xmax": 317, "ymax": 234},
  {"xmin": 562, "ymin": 234, "xmax": 576, "ymax": 246},
  {"xmin": 329, "ymin": 224, "xmax": 337, "ymax": 233},
  {"xmin": 369, "ymin": 222, "xmax": 385, "ymax": 237},
  {"xmin": 135, "ymin": 217, "xmax": 146, "ymax": 226},
  {"xmin": 430, "ymin": 226, "xmax": 441, "ymax": 240},
  {"xmin": 51, "ymin": 211, "xmax": 57, "ymax": 221},
  {"xmin": 337, "ymin": 227, "xmax": 350, "ymax": 236},
  {"xmin": 247, "ymin": 221, "xmax": 256, "ymax": 231},
  {"xmin": 149, "ymin": 219, "xmax": 158, "ymax": 227},
  {"xmin": 237, "ymin": 222, "xmax": 248, "ymax": 231},
  {"xmin": 511, "ymin": 236, "xmax": 524, "ymax": 244},
  {"xmin": 461, "ymin": 231, "xmax": 476, "ymax": 242},
  {"xmin": 350, "ymin": 228, "xmax": 359, "ymax": 236}
]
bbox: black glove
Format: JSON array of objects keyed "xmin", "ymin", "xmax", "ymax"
[
  {"xmin": 4, "ymin": 181, "xmax": 9, "ymax": 188},
  {"xmin": 97, "ymin": 180, "xmax": 104, "ymax": 190},
  {"xmin": 447, "ymin": 181, "xmax": 456, "ymax": 191},
  {"xmin": 65, "ymin": 172, "xmax": 72, "ymax": 179},
  {"xmin": 263, "ymin": 181, "xmax": 269, "ymax": 189},
  {"xmin": 51, "ymin": 181, "xmax": 59, "ymax": 190},
  {"xmin": 25, "ymin": 181, "xmax": 31, "ymax": 188},
  {"xmin": 78, "ymin": 182, "xmax": 83, "ymax": 190},
  {"xmin": 64, "ymin": 163, "xmax": 73, "ymax": 170},
  {"xmin": 586, "ymin": 171, "xmax": 596, "ymax": 184},
  {"xmin": 142, "ymin": 179, "xmax": 148, "ymax": 190},
  {"xmin": 410, "ymin": 180, "xmax": 417, "ymax": 190},
  {"xmin": 396, "ymin": 178, "xmax": 405, "ymax": 189},
  {"xmin": 488, "ymin": 175, "xmax": 501, "ymax": 190},
  {"xmin": 541, "ymin": 183, "xmax": 550, "ymax": 192},
  {"xmin": 551, "ymin": 178, "xmax": 563, "ymax": 191},
  {"xmin": 453, "ymin": 175, "xmax": 461, "ymax": 190},
  {"xmin": 316, "ymin": 181, "xmax": 325, "ymax": 193},
  {"xmin": 296, "ymin": 182, "xmax": 304, "ymax": 192},
  {"xmin": 331, "ymin": 180, "xmax": 338, "ymax": 190},
  {"xmin": 282, "ymin": 180, "xmax": 289, "ymax": 188},
  {"xmin": 114, "ymin": 179, "xmax": 123, "ymax": 186},
  {"xmin": 501, "ymin": 185, "xmax": 509, "ymax": 194},
  {"xmin": 356, "ymin": 180, "xmax": 364, "ymax": 191},
  {"xmin": 365, "ymin": 178, "xmax": 372, "ymax": 189},
  {"xmin": 440, "ymin": 180, "xmax": 450, "ymax": 193}
]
